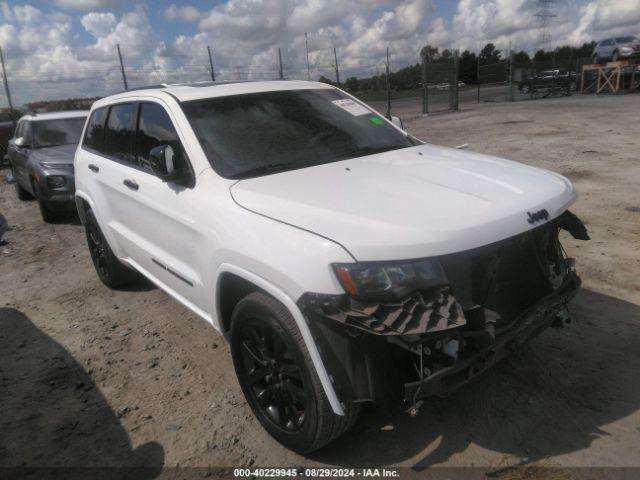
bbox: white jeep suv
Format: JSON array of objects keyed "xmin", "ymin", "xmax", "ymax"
[{"xmin": 74, "ymin": 80, "xmax": 589, "ymax": 452}]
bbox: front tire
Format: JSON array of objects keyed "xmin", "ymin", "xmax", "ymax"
[
  {"xmin": 34, "ymin": 182, "xmax": 63, "ymax": 223},
  {"xmin": 13, "ymin": 169, "xmax": 32, "ymax": 201},
  {"xmin": 612, "ymin": 51, "xmax": 619, "ymax": 62},
  {"xmin": 230, "ymin": 292, "xmax": 359, "ymax": 453},
  {"xmin": 84, "ymin": 208, "xmax": 137, "ymax": 288}
]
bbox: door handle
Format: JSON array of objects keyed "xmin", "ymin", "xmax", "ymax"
[
  {"xmin": 123, "ymin": 179, "xmax": 139, "ymax": 191},
  {"xmin": 88, "ymin": 164, "xmax": 99, "ymax": 172}
]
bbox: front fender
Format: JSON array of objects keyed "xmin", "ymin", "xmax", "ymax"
[{"xmin": 213, "ymin": 263, "xmax": 345, "ymax": 416}]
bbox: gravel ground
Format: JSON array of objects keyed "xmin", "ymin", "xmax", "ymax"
[{"xmin": 1, "ymin": 93, "xmax": 639, "ymax": 478}]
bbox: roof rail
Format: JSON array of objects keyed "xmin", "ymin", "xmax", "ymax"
[{"xmin": 117, "ymin": 84, "xmax": 167, "ymax": 94}]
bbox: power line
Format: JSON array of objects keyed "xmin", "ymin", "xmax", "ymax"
[{"xmin": 535, "ymin": 0, "xmax": 557, "ymax": 53}]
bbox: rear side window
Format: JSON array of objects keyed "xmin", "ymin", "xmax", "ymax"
[
  {"xmin": 136, "ymin": 103, "xmax": 184, "ymax": 170},
  {"xmin": 104, "ymin": 103, "xmax": 135, "ymax": 163},
  {"xmin": 83, "ymin": 108, "xmax": 108, "ymax": 152}
]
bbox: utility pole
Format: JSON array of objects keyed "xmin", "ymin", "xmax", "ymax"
[
  {"xmin": 385, "ymin": 47, "xmax": 391, "ymax": 119},
  {"xmin": 476, "ymin": 54, "xmax": 481, "ymax": 103},
  {"xmin": 452, "ymin": 49, "xmax": 459, "ymax": 112},
  {"xmin": 535, "ymin": 0, "xmax": 556, "ymax": 54},
  {"xmin": 508, "ymin": 41, "xmax": 514, "ymax": 102},
  {"xmin": 116, "ymin": 43, "xmax": 128, "ymax": 90},
  {"xmin": 333, "ymin": 47, "xmax": 340, "ymax": 87},
  {"xmin": 305, "ymin": 32, "xmax": 311, "ymax": 81},
  {"xmin": 0, "ymin": 45, "xmax": 14, "ymax": 124},
  {"xmin": 278, "ymin": 47, "xmax": 284, "ymax": 80},
  {"xmin": 207, "ymin": 45, "xmax": 215, "ymax": 81},
  {"xmin": 421, "ymin": 53, "xmax": 428, "ymax": 115}
]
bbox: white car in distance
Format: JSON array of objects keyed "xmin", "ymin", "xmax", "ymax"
[{"xmin": 74, "ymin": 80, "xmax": 589, "ymax": 452}]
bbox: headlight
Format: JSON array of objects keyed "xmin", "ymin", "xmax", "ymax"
[
  {"xmin": 46, "ymin": 175, "xmax": 67, "ymax": 188},
  {"xmin": 332, "ymin": 258, "xmax": 448, "ymax": 299},
  {"xmin": 620, "ymin": 47, "xmax": 633, "ymax": 53}
]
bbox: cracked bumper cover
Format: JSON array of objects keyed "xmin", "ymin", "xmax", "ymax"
[
  {"xmin": 403, "ymin": 272, "xmax": 580, "ymax": 401},
  {"xmin": 298, "ymin": 212, "xmax": 588, "ymax": 409}
]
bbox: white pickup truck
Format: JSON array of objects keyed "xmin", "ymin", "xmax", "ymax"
[{"xmin": 74, "ymin": 80, "xmax": 589, "ymax": 452}]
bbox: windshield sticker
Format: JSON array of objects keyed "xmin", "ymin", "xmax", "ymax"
[
  {"xmin": 332, "ymin": 99, "xmax": 370, "ymax": 116},
  {"xmin": 369, "ymin": 116, "xmax": 384, "ymax": 126}
]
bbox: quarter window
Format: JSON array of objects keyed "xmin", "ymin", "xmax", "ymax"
[
  {"xmin": 104, "ymin": 103, "xmax": 135, "ymax": 163},
  {"xmin": 136, "ymin": 102, "xmax": 185, "ymax": 171},
  {"xmin": 83, "ymin": 108, "xmax": 108, "ymax": 152}
]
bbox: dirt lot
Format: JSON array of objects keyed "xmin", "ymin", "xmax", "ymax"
[{"xmin": 1, "ymin": 93, "xmax": 639, "ymax": 477}]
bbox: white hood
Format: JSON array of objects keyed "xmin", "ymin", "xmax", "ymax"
[{"xmin": 230, "ymin": 144, "xmax": 576, "ymax": 261}]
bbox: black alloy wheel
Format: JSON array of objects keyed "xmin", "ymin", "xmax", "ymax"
[
  {"xmin": 84, "ymin": 209, "xmax": 137, "ymax": 288},
  {"xmin": 237, "ymin": 317, "xmax": 308, "ymax": 432},
  {"xmin": 86, "ymin": 214, "xmax": 110, "ymax": 280},
  {"xmin": 230, "ymin": 292, "xmax": 360, "ymax": 452}
]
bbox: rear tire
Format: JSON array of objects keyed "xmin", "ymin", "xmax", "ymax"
[
  {"xmin": 593, "ymin": 54, "xmax": 599, "ymax": 64},
  {"xmin": 84, "ymin": 208, "xmax": 138, "ymax": 288},
  {"xmin": 230, "ymin": 292, "xmax": 359, "ymax": 453}
]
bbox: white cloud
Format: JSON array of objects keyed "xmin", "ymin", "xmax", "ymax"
[
  {"xmin": 13, "ymin": 4, "xmax": 43, "ymax": 24},
  {"xmin": 164, "ymin": 4, "xmax": 203, "ymax": 22},
  {"xmin": 1, "ymin": 0, "xmax": 639, "ymax": 107},
  {"xmin": 570, "ymin": 0, "xmax": 640, "ymax": 45},
  {"xmin": 81, "ymin": 7, "xmax": 158, "ymax": 61},
  {"xmin": 81, "ymin": 12, "xmax": 117, "ymax": 38}
]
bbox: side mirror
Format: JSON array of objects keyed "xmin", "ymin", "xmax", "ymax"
[
  {"xmin": 391, "ymin": 116, "xmax": 404, "ymax": 130},
  {"xmin": 149, "ymin": 145, "xmax": 180, "ymax": 181},
  {"xmin": 14, "ymin": 137, "xmax": 28, "ymax": 148}
]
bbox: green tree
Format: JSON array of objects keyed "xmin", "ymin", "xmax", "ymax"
[
  {"xmin": 318, "ymin": 75, "xmax": 334, "ymax": 85},
  {"xmin": 420, "ymin": 45, "xmax": 440, "ymax": 63},
  {"xmin": 345, "ymin": 76, "xmax": 359, "ymax": 92},
  {"xmin": 480, "ymin": 43, "xmax": 501, "ymax": 64}
]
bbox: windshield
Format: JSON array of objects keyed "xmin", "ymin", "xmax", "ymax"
[
  {"xmin": 32, "ymin": 117, "xmax": 86, "ymax": 148},
  {"xmin": 182, "ymin": 89, "xmax": 414, "ymax": 179},
  {"xmin": 616, "ymin": 37, "xmax": 638, "ymax": 43}
]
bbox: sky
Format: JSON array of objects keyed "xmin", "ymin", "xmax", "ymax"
[{"xmin": 0, "ymin": 0, "xmax": 639, "ymax": 105}]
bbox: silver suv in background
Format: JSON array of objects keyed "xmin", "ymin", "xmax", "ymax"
[
  {"xmin": 7, "ymin": 111, "xmax": 88, "ymax": 222},
  {"xmin": 592, "ymin": 36, "xmax": 640, "ymax": 63}
]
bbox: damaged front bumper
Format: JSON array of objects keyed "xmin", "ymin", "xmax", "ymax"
[
  {"xmin": 298, "ymin": 212, "xmax": 588, "ymax": 412},
  {"xmin": 403, "ymin": 273, "xmax": 580, "ymax": 402}
]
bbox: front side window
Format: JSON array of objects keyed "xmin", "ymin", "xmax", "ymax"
[
  {"xmin": 136, "ymin": 103, "xmax": 185, "ymax": 171},
  {"xmin": 83, "ymin": 108, "xmax": 108, "ymax": 153},
  {"xmin": 32, "ymin": 117, "xmax": 86, "ymax": 149},
  {"xmin": 182, "ymin": 89, "xmax": 414, "ymax": 179},
  {"xmin": 104, "ymin": 103, "xmax": 135, "ymax": 163}
]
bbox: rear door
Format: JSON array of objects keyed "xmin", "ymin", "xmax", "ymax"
[{"xmin": 78, "ymin": 101, "xmax": 151, "ymax": 265}]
